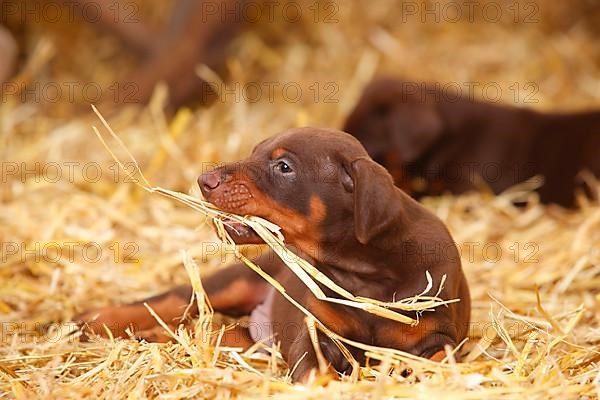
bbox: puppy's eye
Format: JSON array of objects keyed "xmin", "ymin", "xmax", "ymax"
[{"xmin": 276, "ymin": 160, "xmax": 293, "ymax": 173}]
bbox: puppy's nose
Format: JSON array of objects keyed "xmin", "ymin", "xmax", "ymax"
[{"xmin": 198, "ymin": 170, "xmax": 222, "ymax": 195}]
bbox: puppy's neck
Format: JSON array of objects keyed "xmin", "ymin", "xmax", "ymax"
[{"xmin": 303, "ymin": 189, "xmax": 422, "ymax": 277}]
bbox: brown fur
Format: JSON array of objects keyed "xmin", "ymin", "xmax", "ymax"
[
  {"xmin": 77, "ymin": 127, "xmax": 470, "ymax": 382},
  {"xmin": 344, "ymin": 78, "xmax": 600, "ymax": 207}
]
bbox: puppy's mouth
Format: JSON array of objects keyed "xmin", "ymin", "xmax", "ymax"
[
  {"xmin": 200, "ymin": 181, "xmax": 265, "ymax": 245},
  {"xmin": 219, "ymin": 217, "xmax": 264, "ymax": 245}
]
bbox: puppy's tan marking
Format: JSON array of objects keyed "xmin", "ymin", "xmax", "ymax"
[{"xmin": 271, "ymin": 147, "xmax": 287, "ymax": 159}]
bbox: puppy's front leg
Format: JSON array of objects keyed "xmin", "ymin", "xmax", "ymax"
[
  {"xmin": 77, "ymin": 250, "xmax": 285, "ymax": 341},
  {"xmin": 76, "ymin": 285, "xmax": 194, "ymax": 341}
]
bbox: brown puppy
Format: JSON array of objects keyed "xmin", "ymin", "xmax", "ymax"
[
  {"xmin": 344, "ymin": 78, "xmax": 600, "ymax": 207},
  {"xmin": 77, "ymin": 127, "xmax": 470, "ymax": 382}
]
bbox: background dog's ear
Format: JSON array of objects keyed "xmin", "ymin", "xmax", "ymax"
[
  {"xmin": 351, "ymin": 158, "xmax": 403, "ymax": 244},
  {"xmin": 389, "ymin": 103, "xmax": 443, "ymax": 164}
]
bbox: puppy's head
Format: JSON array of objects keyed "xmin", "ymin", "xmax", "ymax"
[
  {"xmin": 344, "ymin": 78, "xmax": 444, "ymax": 185},
  {"xmin": 198, "ymin": 127, "xmax": 402, "ymax": 254}
]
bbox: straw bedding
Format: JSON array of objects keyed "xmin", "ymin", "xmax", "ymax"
[{"xmin": 1, "ymin": 0, "xmax": 600, "ymax": 398}]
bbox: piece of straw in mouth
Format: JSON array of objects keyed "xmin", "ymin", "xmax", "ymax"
[{"xmin": 91, "ymin": 105, "xmax": 456, "ymax": 328}]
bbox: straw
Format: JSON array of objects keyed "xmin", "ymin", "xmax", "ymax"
[{"xmin": 2, "ymin": 1, "xmax": 600, "ymax": 397}]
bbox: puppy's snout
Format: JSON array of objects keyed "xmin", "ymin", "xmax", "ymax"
[{"xmin": 199, "ymin": 170, "xmax": 223, "ymax": 195}]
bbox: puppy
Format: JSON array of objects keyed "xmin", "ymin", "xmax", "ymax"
[
  {"xmin": 77, "ymin": 127, "xmax": 470, "ymax": 382},
  {"xmin": 344, "ymin": 78, "xmax": 600, "ymax": 207}
]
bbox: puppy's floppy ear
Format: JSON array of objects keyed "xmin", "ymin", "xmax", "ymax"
[
  {"xmin": 389, "ymin": 103, "xmax": 443, "ymax": 164},
  {"xmin": 350, "ymin": 157, "xmax": 403, "ymax": 244}
]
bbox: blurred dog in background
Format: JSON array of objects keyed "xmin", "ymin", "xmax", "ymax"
[
  {"xmin": 0, "ymin": 0, "xmax": 242, "ymax": 110},
  {"xmin": 344, "ymin": 78, "xmax": 600, "ymax": 207}
]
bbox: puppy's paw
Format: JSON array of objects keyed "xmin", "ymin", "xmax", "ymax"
[
  {"xmin": 74, "ymin": 307, "xmax": 127, "ymax": 341},
  {"xmin": 428, "ymin": 350, "xmax": 447, "ymax": 362},
  {"xmin": 293, "ymin": 366, "xmax": 338, "ymax": 386},
  {"xmin": 134, "ymin": 325, "xmax": 178, "ymax": 343}
]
